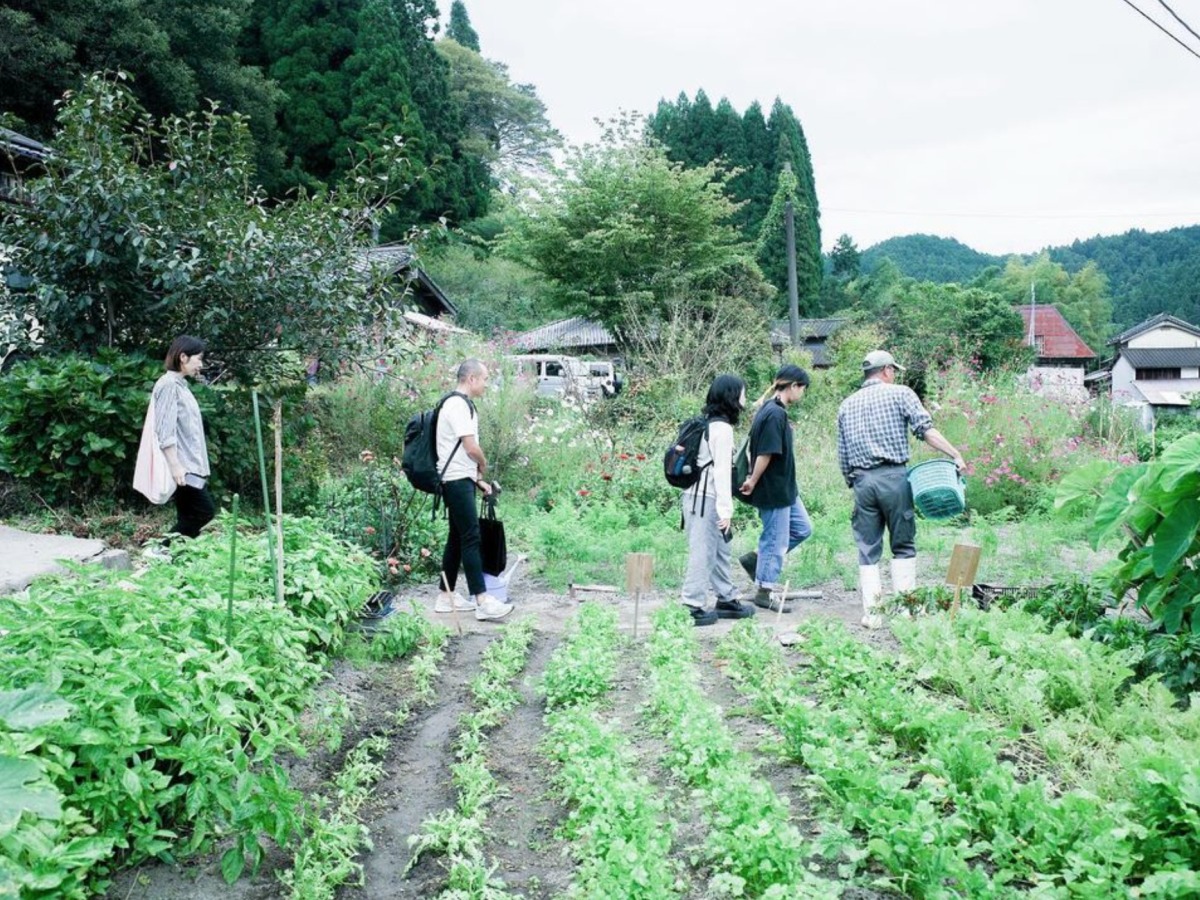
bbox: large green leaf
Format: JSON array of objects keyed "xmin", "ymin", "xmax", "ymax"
[
  {"xmin": 1153, "ymin": 498, "xmax": 1200, "ymax": 578},
  {"xmin": 0, "ymin": 687, "xmax": 71, "ymax": 731},
  {"xmin": 0, "ymin": 756, "xmax": 63, "ymax": 838},
  {"xmin": 1054, "ymin": 460, "xmax": 1116, "ymax": 513},
  {"xmin": 1159, "ymin": 433, "xmax": 1200, "ymax": 493},
  {"xmin": 1090, "ymin": 466, "xmax": 1145, "ymax": 548}
]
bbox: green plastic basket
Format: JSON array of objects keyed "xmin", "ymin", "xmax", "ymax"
[{"xmin": 907, "ymin": 459, "xmax": 965, "ymax": 519}]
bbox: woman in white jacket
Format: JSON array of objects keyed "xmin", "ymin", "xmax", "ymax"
[{"xmin": 681, "ymin": 374, "xmax": 756, "ymax": 626}]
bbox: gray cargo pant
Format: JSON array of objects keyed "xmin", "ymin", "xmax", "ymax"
[
  {"xmin": 850, "ymin": 464, "xmax": 916, "ymax": 565},
  {"xmin": 681, "ymin": 494, "xmax": 736, "ymax": 608}
]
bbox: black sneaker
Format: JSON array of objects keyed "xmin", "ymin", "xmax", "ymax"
[
  {"xmin": 686, "ymin": 605, "xmax": 718, "ymax": 626},
  {"xmin": 752, "ymin": 588, "xmax": 793, "ymax": 613},
  {"xmin": 714, "ymin": 599, "xmax": 755, "ymax": 619},
  {"xmin": 739, "ymin": 551, "xmax": 758, "ymax": 581}
]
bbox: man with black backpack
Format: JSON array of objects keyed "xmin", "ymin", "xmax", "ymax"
[
  {"xmin": 737, "ymin": 364, "xmax": 813, "ymax": 612},
  {"xmin": 435, "ymin": 359, "xmax": 513, "ymax": 621}
]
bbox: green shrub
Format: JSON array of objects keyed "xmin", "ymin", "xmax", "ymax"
[
  {"xmin": 197, "ymin": 385, "xmax": 326, "ymax": 512},
  {"xmin": 317, "ymin": 457, "xmax": 445, "ymax": 585},
  {"xmin": 0, "ymin": 514, "xmax": 376, "ymax": 895},
  {"xmin": 0, "ymin": 351, "xmax": 158, "ymax": 503}
]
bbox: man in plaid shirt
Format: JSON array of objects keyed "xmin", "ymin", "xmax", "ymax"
[{"xmin": 837, "ymin": 350, "xmax": 965, "ymax": 629}]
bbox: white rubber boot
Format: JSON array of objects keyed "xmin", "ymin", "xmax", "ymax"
[
  {"xmin": 891, "ymin": 556, "xmax": 917, "ymax": 618},
  {"xmin": 891, "ymin": 557, "xmax": 917, "ymax": 593},
  {"xmin": 859, "ymin": 564, "xmax": 883, "ymax": 629}
]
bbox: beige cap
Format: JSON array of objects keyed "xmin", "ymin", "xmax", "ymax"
[{"xmin": 863, "ymin": 350, "xmax": 905, "ymax": 372}]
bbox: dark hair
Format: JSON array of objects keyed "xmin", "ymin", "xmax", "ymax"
[
  {"xmin": 164, "ymin": 335, "xmax": 207, "ymax": 372},
  {"xmin": 773, "ymin": 364, "xmax": 810, "ymax": 390},
  {"xmin": 703, "ymin": 373, "xmax": 746, "ymax": 425}
]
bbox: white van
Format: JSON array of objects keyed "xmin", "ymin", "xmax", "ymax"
[{"xmin": 506, "ymin": 354, "xmax": 593, "ymax": 400}]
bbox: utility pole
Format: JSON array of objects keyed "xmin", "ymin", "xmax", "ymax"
[
  {"xmin": 1028, "ymin": 281, "xmax": 1037, "ymax": 355},
  {"xmin": 786, "ymin": 198, "xmax": 799, "ymax": 347}
]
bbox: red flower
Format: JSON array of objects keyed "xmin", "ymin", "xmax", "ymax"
[
  {"xmin": 601, "ymin": 472, "xmax": 613, "ymax": 481},
  {"xmin": 364, "ymin": 526, "xmax": 376, "ymax": 535},
  {"xmin": 578, "ymin": 489, "xmax": 591, "ymax": 497},
  {"xmin": 402, "ymin": 563, "xmax": 412, "ymax": 573},
  {"xmin": 635, "ymin": 453, "xmax": 647, "ymax": 461},
  {"xmin": 618, "ymin": 453, "xmax": 631, "ymax": 461}
]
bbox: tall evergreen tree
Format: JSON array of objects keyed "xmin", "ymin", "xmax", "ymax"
[
  {"xmin": 244, "ymin": 0, "xmax": 360, "ymax": 193},
  {"xmin": 761, "ymin": 99, "xmax": 821, "ymax": 306},
  {"xmin": 244, "ymin": 0, "xmax": 488, "ymax": 225},
  {"xmin": 737, "ymin": 100, "xmax": 773, "ymax": 236},
  {"xmin": 680, "ymin": 89, "xmax": 717, "ymax": 167},
  {"xmin": 446, "ymin": 0, "xmax": 480, "ymax": 51},
  {"xmin": 647, "ymin": 93, "xmax": 691, "ymax": 164},
  {"xmin": 0, "ymin": 0, "xmax": 282, "ymax": 180}
]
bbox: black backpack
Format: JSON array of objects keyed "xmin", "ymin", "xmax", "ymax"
[
  {"xmin": 663, "ymin": 415, "xmax": 711, "ymax": 489},
  {"xmin": 401, "ymin": 391, "xmax": 475, "ymax": 494}
]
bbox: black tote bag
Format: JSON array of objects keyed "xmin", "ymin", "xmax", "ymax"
[{"xmin": 479, "ymin": 493, "xmax": 507, "ymax": 576}]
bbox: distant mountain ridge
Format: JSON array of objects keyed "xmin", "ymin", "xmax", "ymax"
[{"xmin": 859, "ymin": 226, "xmax": 1200, "ymax": 328}]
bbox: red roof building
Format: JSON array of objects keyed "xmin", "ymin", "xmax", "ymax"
[{"xmin": 1015, "ymin": 304, "xmax": 1095, "ymax": 363}]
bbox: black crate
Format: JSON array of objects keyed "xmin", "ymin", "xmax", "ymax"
[{"xmin": 971, "ymin": 583, "xmax": 1044, "ymax": 612}]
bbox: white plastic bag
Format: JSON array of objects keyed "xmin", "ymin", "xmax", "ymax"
[{"xmin": 132, "ymin": 397, "xmax": 176, "ymax": 505}]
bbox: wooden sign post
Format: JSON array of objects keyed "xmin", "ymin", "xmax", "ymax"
[
  {"xmin": 625, "ymin": 553, "xmax": 654, "ymax": 639},
  {"xmin": 945, "ymin": 542, "xmax": 981, "ymax": 621}
]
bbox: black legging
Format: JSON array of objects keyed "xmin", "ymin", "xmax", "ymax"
[
  {"xmin": 173, "ymin": 484, "xmax": 215, "ymax": 538},
  {"xmin": 441, "ymin": 478, "xmax": 485, "ymax": 597}
]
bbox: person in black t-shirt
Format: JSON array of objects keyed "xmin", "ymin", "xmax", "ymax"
[{"xmin": 737, "ymin": 365, "xmax": 813, "ymax": 612}]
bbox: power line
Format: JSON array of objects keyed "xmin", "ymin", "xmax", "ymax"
[
  {"xmin": 1119, "ymin": 0, "xmax": 1200, "ymax": 60},
  {"xmin": 1157, "ymin": 0, "xmax": 1200, "ymax": 45},
  {"xmin": 826, "ymin": 207, "xmax": 1199, "ymax": 221}
]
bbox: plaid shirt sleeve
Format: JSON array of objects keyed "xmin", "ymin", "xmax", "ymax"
[
  {"xmin": 836, "ymin": 409, "xmax": 852, "ymax": 483},
  {"xmin": 901, "ymin": 388, "xmax": 934, "ymax": 439}
]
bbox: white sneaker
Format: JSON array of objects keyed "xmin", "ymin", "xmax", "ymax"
[
  {"xmin": 435, "ymin": 590, "xmax": 477, "ymax": 613},
  {"xmin": 474, "ymin": 594, "xmax": 513, "ymax": 621}
]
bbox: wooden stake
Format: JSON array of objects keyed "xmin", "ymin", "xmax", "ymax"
[
  {"xmin": 945, "ymin": 542, "xmax": 981, "ymax": 622},
  {"xmin": 625, "ymin": 553, "xmax": 654, "ymax": 639}
]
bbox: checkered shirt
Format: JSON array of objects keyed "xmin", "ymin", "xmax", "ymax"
[{"xmin": 836, "ymin": 379, "xmax": 933, "ymax": 483}]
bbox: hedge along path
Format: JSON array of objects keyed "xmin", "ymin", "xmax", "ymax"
[
  {"xmin": 404, "ymin": 619, "xmax": 537, "ymax": 897},
  {"xmin": 643, "ymin": 606, "xmax": 836, "ymax": 899},
  {"xmin": 538, "ymin": 603, "xmax": 683, "ymax": 899},
  {"xmin": 718, "ymin": 618, "xmax": 1200, "ymax": 898}
]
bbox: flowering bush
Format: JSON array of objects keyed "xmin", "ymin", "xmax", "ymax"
[
  {"xmin": 316, "ymin": 453, "xmax": 443, "ymax": 585},
  {"xmin": 923, "ymin": 361, "xmax": 1136, "ymax": 516}
]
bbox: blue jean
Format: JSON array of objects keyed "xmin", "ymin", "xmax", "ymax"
[{"xmin": 755, "ymin": 496, "xmax": 813, "ymax": 587}]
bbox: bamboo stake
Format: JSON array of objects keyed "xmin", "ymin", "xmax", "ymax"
[
  {"xmin": 251, "ymin": 390, "xmax": 281, "ymax": 604},
  {"xmin": 226, "ymin": 493, "xmax": 239, "ymax": 648},
  {"xmin": 273, "ymin": 398, "xmax": 284, "ymax": 605}
]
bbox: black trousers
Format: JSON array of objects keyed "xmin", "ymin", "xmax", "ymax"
[
  {"xmin": 441, "ymin": 478, "xmax": 485, "ymax": 597},
  {"xmin": 173, "ymin": 484, "xmax": 215, "ymax": 538}
]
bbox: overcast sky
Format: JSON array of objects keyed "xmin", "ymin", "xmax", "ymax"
[{"xmin": 440, "ymin": 0, "xmax": 1200, "ymax": 255}]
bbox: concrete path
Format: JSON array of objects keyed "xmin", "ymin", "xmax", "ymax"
[{"xmin": 0, "ymin": 525, "xmax": 130, "ymax": 594}]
